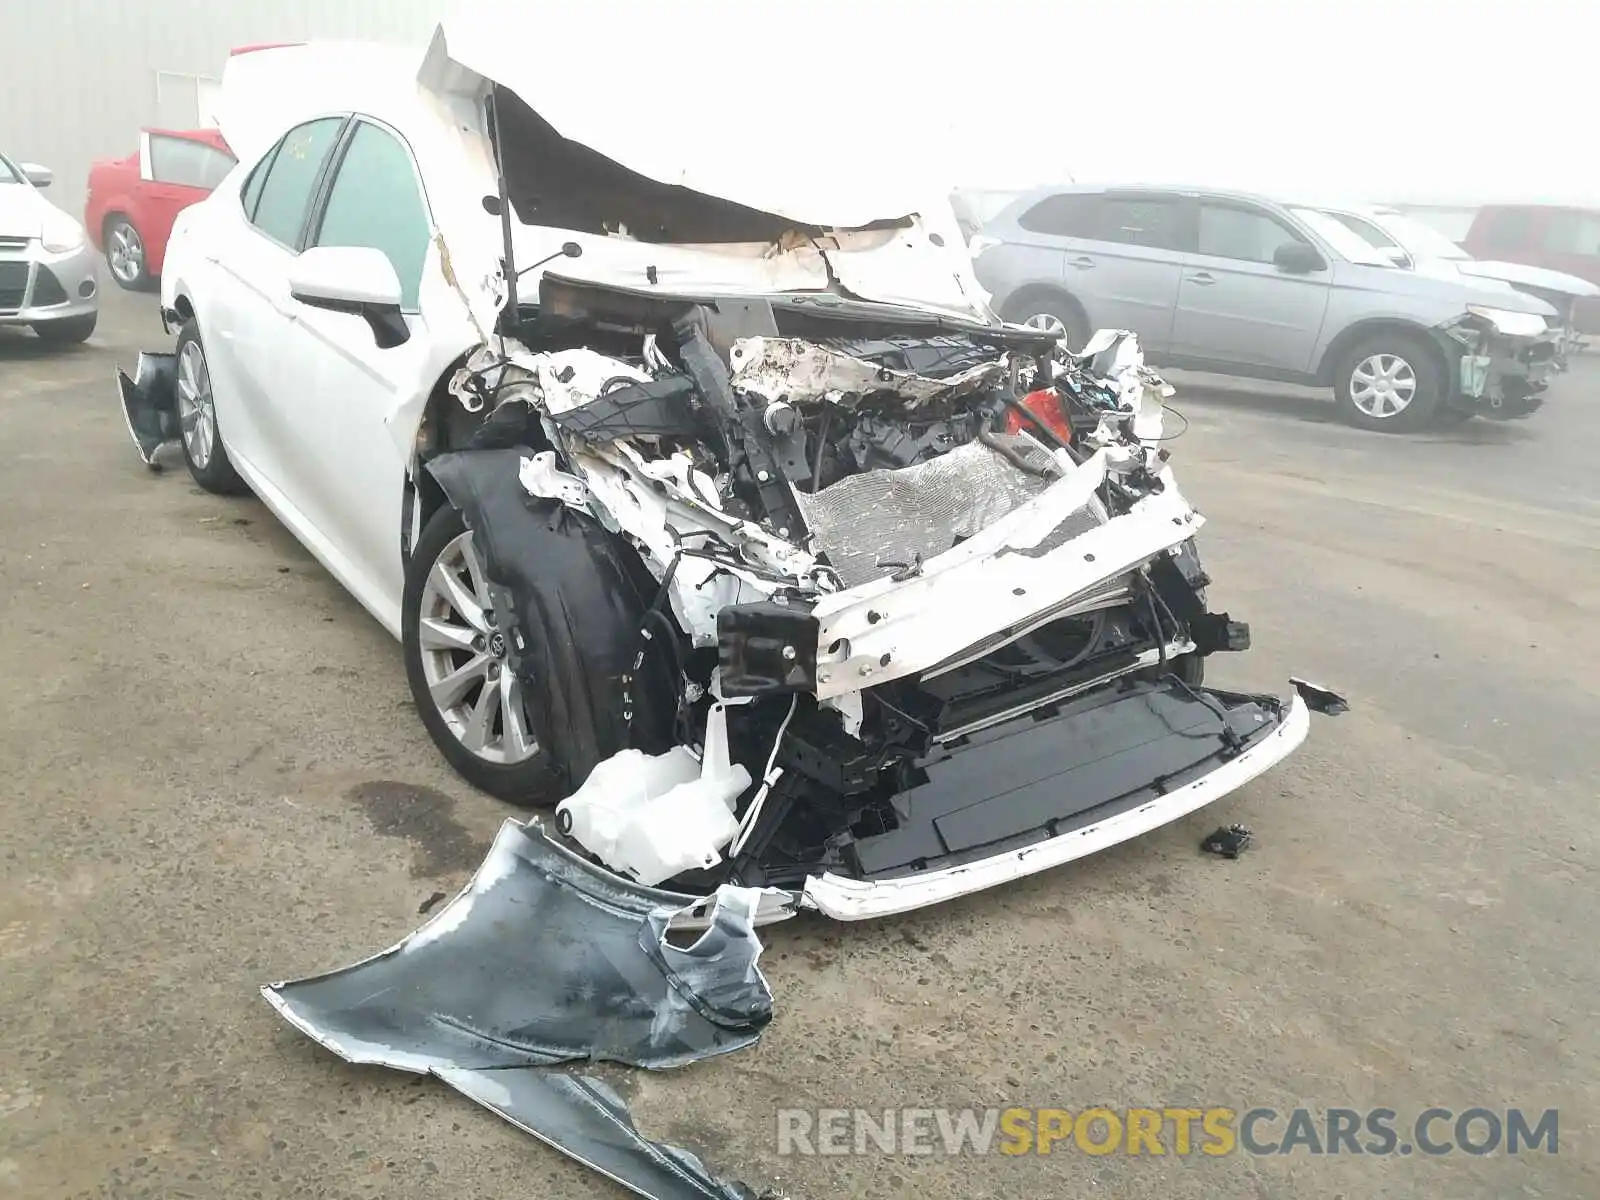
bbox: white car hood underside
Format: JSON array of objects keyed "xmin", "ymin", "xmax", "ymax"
[
  {"xmin": 216, "ymin": 21, "xmax": 993, "ymax": 329},
  {"xmin": 433, "ymin": 3, "xmax": 947, "ymax": 230}
]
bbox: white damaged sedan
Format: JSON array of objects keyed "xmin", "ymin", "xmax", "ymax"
[{"xmin": 117, "ymin": 23, "xmax": 1341, "ymax": 921}]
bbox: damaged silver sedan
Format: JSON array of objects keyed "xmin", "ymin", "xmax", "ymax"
[{"xmin": 116, "ymin": 32, "xmax": 1341, "ymax": 926}]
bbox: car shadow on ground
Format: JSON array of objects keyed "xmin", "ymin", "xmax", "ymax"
[
  {"xmin": 1172, "ymin": 379, "xmax": 1538, "ymax": 446},
  {"xmin": 1171, "ymin": 382, "xmax": 1341, "ymax": 426},
  {"xmin": 0, "ymin": 328, "xmax": 99, "ymax": 360}
]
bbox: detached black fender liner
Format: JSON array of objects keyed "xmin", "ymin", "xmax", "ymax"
[
  {"xmin": 115, "ymin": 352, "xmax": 178, "ymax": 467},
  {"xmin": 425, "ymin": 447, "xmax": 676, "ymax": 789}
]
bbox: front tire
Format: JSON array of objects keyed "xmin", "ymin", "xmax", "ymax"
[
  {"xmin": 402, "ymin": 505, "xmax": 565, "ymax": 805},
  {"xmin": 1004, "ymin": 292, "xmax": 1091, "ymax": 353},
  {"xmin": 31, "ymin": 314, "xmax": 96, "ymax": 345},
  {"xmin": 174, "ymin": 321, "xmax": 247, "ymax": 494},
  {"xmin": 1333, "ymin": 334, "xmax": 1444, "ymax": 432}
]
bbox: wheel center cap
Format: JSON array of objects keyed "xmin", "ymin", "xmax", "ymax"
[{"xmin": 488, "ymin": 631, "xmax": 507, "ymax": 659}]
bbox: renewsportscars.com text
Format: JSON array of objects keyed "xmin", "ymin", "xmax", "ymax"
[{"xmin": 775, "ymin": 1106, "xmax": 1559, "ymax": 1158}]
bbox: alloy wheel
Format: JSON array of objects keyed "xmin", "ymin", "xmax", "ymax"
[
  {"xmin": 1024, "ymin": 312, "xmax": 1069, "ymax": 338},
  {"xmin": 108, "ymin": 223, "xmax": 144, "ymax": 285},
  {"xmin": 175, "ymin": 341, "xmax": 215, "ymax": 469},
  {"xmin": 417, "ymin": 531, "xmax": 538, "ymax": 765},
  {"xmin": 1349, "ymin": 353, "xmax": 1418, "ymax": 419}
]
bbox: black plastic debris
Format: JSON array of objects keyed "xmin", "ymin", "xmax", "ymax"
[
  {"xmin": 263, "ymin": 820, "xmax": 776, "ymax": 1199},
  {"xmin": 1289, "ymin": 678, "xmax": 1350, "ymax": 715},
  {"xmin": 546, "ymin": 374, "xmax": 704, "ymax": 442},
  {"xmin": 1200, "ymin": 824, "xmax": 1253, "ymax": 859},
  {"xmin": 115, "ymin": 351, "xmax": 178, "ymax": 468}
]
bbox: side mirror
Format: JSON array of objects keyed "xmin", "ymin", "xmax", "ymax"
[
  {"xmin": 1273, "ymin": 241, "xmax": 1325, "ymax": 274},
  {"xmin": 287, "ymin": 245, "xmax": 409, "ymax": 348},
  {"xmin": 20, "ymin": 162, "xmax": 53, "ymax": 189}
]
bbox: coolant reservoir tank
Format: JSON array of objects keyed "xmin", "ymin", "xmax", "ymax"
[{"xmin": 555, "ymin": 705, "xmax": 751, "ymax": 886}]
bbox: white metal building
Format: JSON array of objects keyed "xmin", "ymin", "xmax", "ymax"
[{"xmin": 0, "ymin": 0, "xmax": 443, "ymax": 215}]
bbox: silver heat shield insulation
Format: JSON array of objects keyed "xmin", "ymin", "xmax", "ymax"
[{"xmin": 795, "ymin": 435, "xmax": 1109, "ymax": 589}]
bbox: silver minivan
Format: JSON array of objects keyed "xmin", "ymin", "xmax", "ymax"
[{"xmin": 972, "ymin": 185, "xmax": 1561, "ymax": 431}]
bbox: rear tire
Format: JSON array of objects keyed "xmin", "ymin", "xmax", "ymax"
[
  {"xmin": 174, "ymin": 320, "xmax": 248, "ymax": 494},
  {"xmin": 31, "ymin": 314, "xmax": 96, "ymax": 345},
  {"xmin": 1333, "ymin": 333, "xmax": 1444, "ymax": 432},
  {"xmin": 103, "ymin": 216, "xmax": 151, "ymax": 290}
]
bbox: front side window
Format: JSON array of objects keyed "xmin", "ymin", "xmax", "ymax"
[
  {"xmin": 1329, "ymin": 212, "xmax": 1404, "ymax": 260},
  {"xmin": 148, "ymin": 136, "xmax": 237, "ymax": 191},
  {"xmin": 248, "ymin": 117, "xmax": 344, "ymax": 248},
  {"xmin": 1197, "ymin": 204, "xmax": 1305, "ymax": 264},
  {"xmin": 312, "ymin": 122, "xmax": 431, "ymax": 310},
  {"xmin": 1097, "ymin": 197, "xmax": 1181, "ymax": 250}
]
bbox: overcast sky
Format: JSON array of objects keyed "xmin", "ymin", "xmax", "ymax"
[{"xmin": 459, "ymin": 0, "xmax": 1592, "ymax": 207}]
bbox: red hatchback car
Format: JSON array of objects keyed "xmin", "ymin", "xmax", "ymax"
[{"xmin": 85, "ymin": 128, "xmax": 236, "ymax": 290}]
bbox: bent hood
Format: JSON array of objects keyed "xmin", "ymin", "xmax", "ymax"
[
  {"xmin": 1456, "ymin": 258, "xmax": 1600, "ymax": 300},
  {"xmin": 214, "ymin": 18, "xmax": 995, "ymax": 331},
  {"xmin": 422, "ymin": 6, "xmax": 994, "ymax": 324},
  {"xmin": 433, "ymin": 4, "xmax": 948, "ymax": 230}
]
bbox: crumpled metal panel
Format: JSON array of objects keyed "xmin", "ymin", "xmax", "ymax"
[
  {"xmin": 264, "ymin": 819, "xmax": 772, "ymax": 1071},
  {"xmin": 729, "ymin": 335, "xmax": 1007, "ymax": 407},
  {"xmin": 262, "ymin": 820, "xmax": 775, "ymax": 1199},
  {"xmin": 794, "ymin": 435, "xmax": 1099, "ymax": 587},
  {"xmin": 438, "ymin": 1069, "xmax": 761, "ymax": 1200}
]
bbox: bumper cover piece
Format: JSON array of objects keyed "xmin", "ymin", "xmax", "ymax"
[
  {"xmin": 264, "ymin": 820, "xmax": 773, "ymax": 1198},
  {"xmin": 438, "ymin": 1068, "xmax": 760, "ymax": 1199},
  {"xmin": 802, "ymin": 679, "xmax": 1319, "ymax": 919},
  {"xmin": 115, "ymin": 352, "xmax": 179, "ymax": 468}
]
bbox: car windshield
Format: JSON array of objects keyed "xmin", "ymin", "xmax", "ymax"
[
  {"xmin": 0, "ymin": 155, "xmax": 21, "ymax": 184},
  {"xmin": 1370, "ymin": 211, "xmax": 1470, "ymax": 260},
  {"xmin": 1289, "ymin": 207, "xmax": 1394, "ymax": 266}
]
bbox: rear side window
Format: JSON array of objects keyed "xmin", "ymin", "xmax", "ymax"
[
  {"xmin": 1479, "ymin": 208, "xmax": 1534, "ymax": 252},
  {"xmin": 1017, "ymin": 193, "xmax": 1100, "ymax": 237},
  {"xmin": 248, "ymin": 117, "xmax": 344, "ymax": 248},
  {"xmin": 148, "ymin": 135, "xmax": 237, "ymax": 190},
  {"xmin": 1542, "ymin": 211, "xmax": 1600, "ymax": 258},
  {"xmin": 1098, "ymin": 197, "xmax": 1182, "ymax": 250},
  {"xmin": 312, "ymin": 122, "xmax": 431, "ymax": 310},
  {"xmin": 1196, "ymin": 203, "xmax": 1305, "ymax": 263}
]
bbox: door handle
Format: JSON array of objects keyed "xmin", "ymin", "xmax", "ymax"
[
  {"xmin": 1068, "ymin": 255, "xmax": 1096, "ymax": 270},
  {"xmin": 1188, "ymin": 271, "xmax": 1217, "ymax": 286}
]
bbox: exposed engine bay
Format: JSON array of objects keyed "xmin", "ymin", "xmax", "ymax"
[{"xmin": 415, "ymin": 275, "xmax": 1332, "ymax": 918}]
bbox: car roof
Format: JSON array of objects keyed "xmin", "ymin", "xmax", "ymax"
[
  {"xmin": 142, "ymin": 127, "xmax": 232, "ymax": 152},
  {"xmin": 1010, "ymin": 182, "xmax": 1287, "ymax": 205}
]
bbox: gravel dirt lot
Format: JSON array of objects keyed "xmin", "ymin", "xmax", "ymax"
[{"xmin": 2, "ymin": 286, "xmax": 1596, "ymax": 1199}]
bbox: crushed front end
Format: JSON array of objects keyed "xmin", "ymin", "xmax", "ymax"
[
  {"xmin": 1435, "ymin": 308, "xmax": 1563, "ymax": 420},
  {"xmin": 424, "ymin": 276, "xmax": 1340, "ymax": 918}
]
